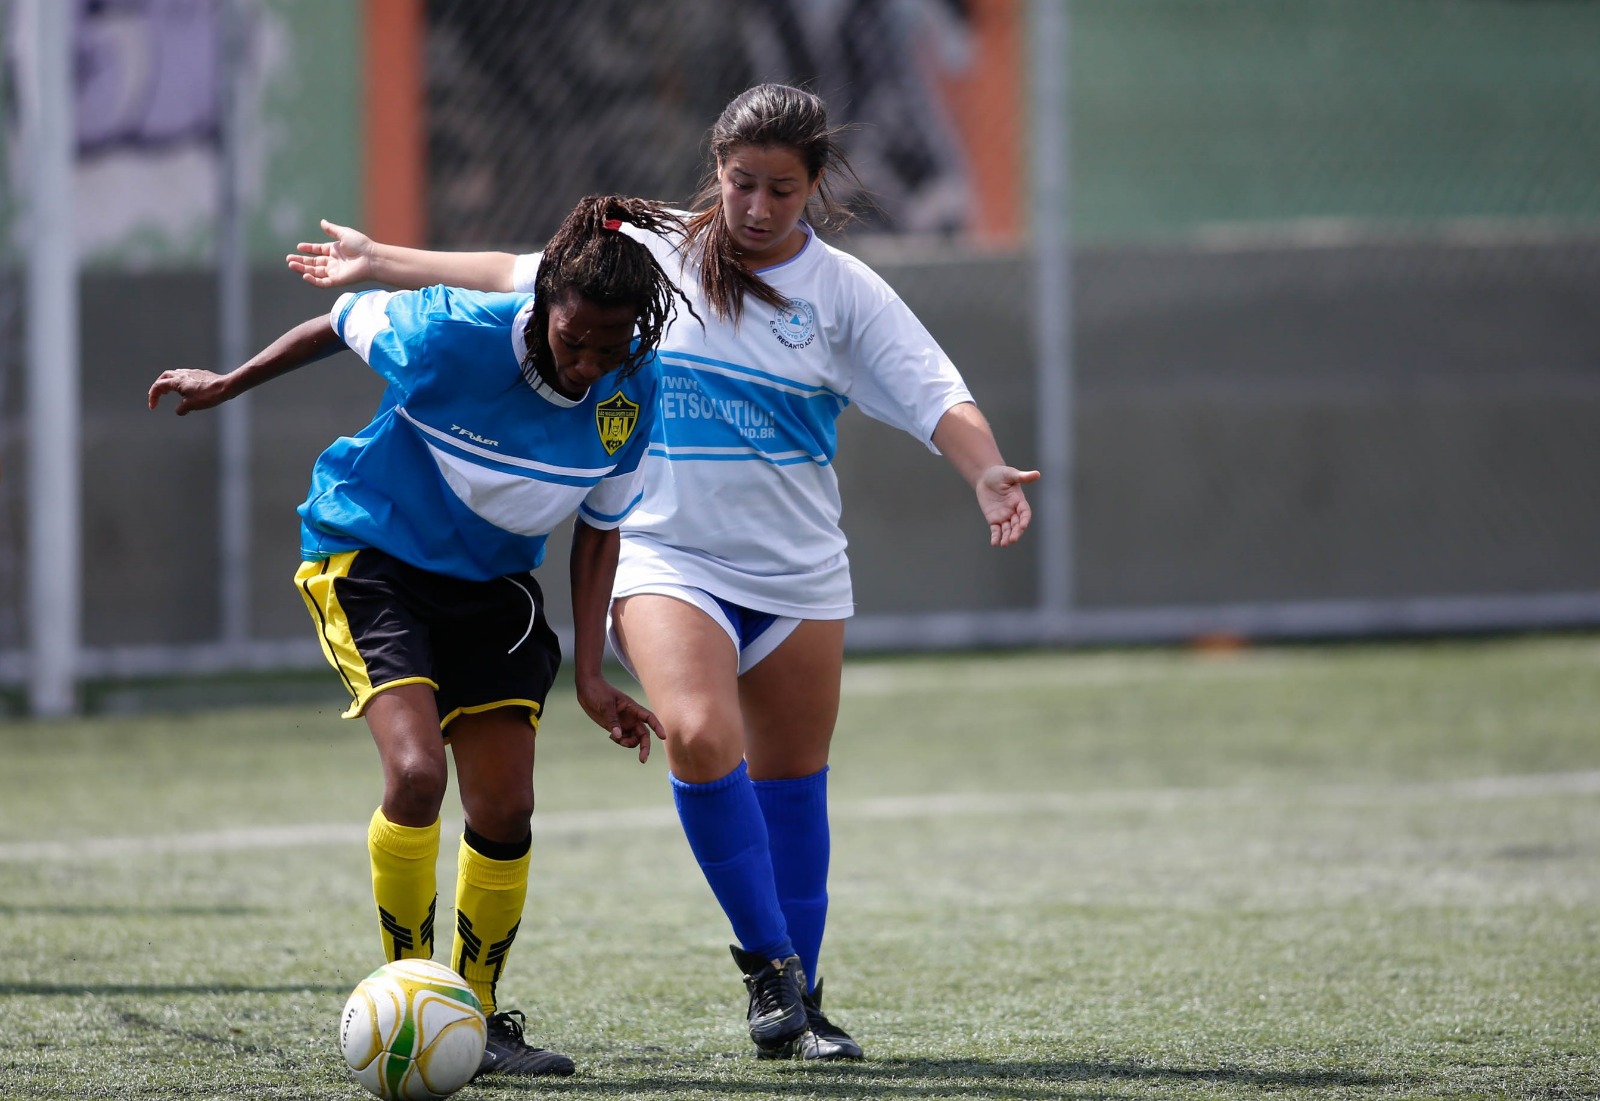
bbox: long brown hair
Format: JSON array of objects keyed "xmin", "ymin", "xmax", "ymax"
[
  {"xmin": 682, "ymin": 84, "xmax": 860, "ymax": 324},
  {"xmin": 523, "ymin": 195, "xmax": 694, "ymax": 386}
]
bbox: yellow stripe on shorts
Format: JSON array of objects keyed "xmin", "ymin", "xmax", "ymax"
[{"xmin": 294, "ymin": 552, "xmax": 433, "ymax": 719}]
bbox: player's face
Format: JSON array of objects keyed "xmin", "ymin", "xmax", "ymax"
[
  {"xmin": 544, "ymin": 291, "xmax": 637, "ymax": 399},
  {"xmin": 718, "ymin": 144, "xmax": 818, "ymax": 270}
]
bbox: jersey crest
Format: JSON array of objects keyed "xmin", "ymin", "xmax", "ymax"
[
  {"xmin": 595, "ymin": 390, "xmax": 641, "ymax": 455},
  {"xmin": 771, "ymin": 298, "xmax": 817, "ymax": 349}
]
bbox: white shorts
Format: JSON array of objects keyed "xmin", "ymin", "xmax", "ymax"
[{"xmin": 607, "ymin": 583, "xmax": 802, "ymax": 678}]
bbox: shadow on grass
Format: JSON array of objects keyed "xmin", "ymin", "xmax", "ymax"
[
  {"xmin": 0, "ymin": 981, "xmax": 347, "ymax": 996},
  {"xmin": 0, "ymin": 902, "xmax": 266, "ymax": 917},
  {"xmin": 476, "ymin": 1056, "xmax": 1397, "ymax": 1098}
]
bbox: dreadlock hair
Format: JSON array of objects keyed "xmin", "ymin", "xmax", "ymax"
[
  {"xmin": 523, "ymin": 195, "xmax": 694, "ymax": 388},
  {"xmin": 682, "ymin": 83, "xmax": 860, "ymax": 325}
]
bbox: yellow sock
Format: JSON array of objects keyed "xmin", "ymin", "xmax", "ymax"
[
  {"xmin": 451, "ymin": 837, "xmax": 530, "ymax": 1016},
  {"xmin": 367, "ymin": 808, "xmax": 440, "ymax": 962}
]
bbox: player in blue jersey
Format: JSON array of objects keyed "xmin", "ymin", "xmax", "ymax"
[
  {"xmin": 153, "ymin": 195, "xmax": 691, "ymax": 1079},
  {"xmin": 288, "ymin": 84, "xmax": 1039, "ymax": 1063}
]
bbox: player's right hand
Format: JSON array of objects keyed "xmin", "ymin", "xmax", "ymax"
[
  {"xmin": 148, "ymin": 369, "xmax": 229, "ymax": 415},
  {"xmin": 286, "ymin": 219, "xmax": 373, "ymax": 288}
]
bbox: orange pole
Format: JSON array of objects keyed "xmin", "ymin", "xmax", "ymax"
[
  {"xmin": 938, "ymin": 0, "xmax": 1022, "ymax": 244},
  {"xmin": 364, "ymin": 0, "xmax": 425, "ymax": 246}
]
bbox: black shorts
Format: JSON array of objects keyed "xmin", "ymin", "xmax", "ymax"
[{"xmin": 295, "ymin": 548, "xmax": 561, "ymax": 730}]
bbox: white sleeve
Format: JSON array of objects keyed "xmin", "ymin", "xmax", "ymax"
[
  {"xmin": 843, "ymin": 275, "xmax": 974, "ymax": 451},
  {"xmin": 329, "ymin": 290, "xmax": 395, "ymax": 364},
  {"xmin": 510, "ymin": 252, "xmax": 543, "ymax": 294},
  {"xmin": 577, "ymin": 462, "xmax": 647, "ymax": 529}
]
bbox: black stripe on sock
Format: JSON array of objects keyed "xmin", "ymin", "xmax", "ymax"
[{"xmin": 463, "ymin": 824, "xmax": 531, "ymax": 862}]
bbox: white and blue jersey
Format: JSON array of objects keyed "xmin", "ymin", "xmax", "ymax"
[
  {"xmin": 513, "ymin": 221, "xmax": 972, "ymax": 617},
  {"xmin": 300, "ymin": 286, "xmax": 657, "ymax": 582}
]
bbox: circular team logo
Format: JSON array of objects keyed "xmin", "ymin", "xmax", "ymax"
[{"xmin": 770, "ymin": 298, "xmax": 816, "ymax": 349}]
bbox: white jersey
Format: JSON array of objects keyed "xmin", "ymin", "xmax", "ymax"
[{"xmin": 511, "ymin": 222, "xmax": 972, "ymax": 617}]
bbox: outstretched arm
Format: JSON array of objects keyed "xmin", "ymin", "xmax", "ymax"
[
  {"xmin": 286, "ymin": 219, "xmax": 518, "ymax": 291},
  {"xmin": 147, "ymin": 316, "xmax": 346, "ymax": 415},
  {"xmin": 930, "ymin": 401, "xmax": 1041, "ymax": 548},
  {"xmin": 569, "ymin": 518, "xmax": 665, "ymax": 762}
]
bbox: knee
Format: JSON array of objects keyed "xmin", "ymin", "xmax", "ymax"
[
  {"xmin": 385, "ymin": 753, "xmax": 449, "ymax": 819},
  {"xmin": 666, "ymin": 712, "xmax": 743, "ymax": 783},
  {"xmin": 459, "ymin": 783, "xmax": 533, "ymax": 842},
  {"xmin": 481, "ymin": 797, "xmax": 534, "ymax": 840}
]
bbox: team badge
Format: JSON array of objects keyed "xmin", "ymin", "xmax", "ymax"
[
  {"xmin": 595, "ymin": 390, "xmax": 640, "ymax": 455},
  {"xmin": 770, "ymin": 297, "xmax": 817, "ymax": 349}
]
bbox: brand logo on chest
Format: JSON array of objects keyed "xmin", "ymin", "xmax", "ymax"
[
  {"xmin": 595, "ymin": 390, "xmax": 640, "ymax": 455},
  {"xmin": 451, "ymin": 425, "xmax": 499, "ymax": 448},
  {"xmin": 770, "ymin": 298, "xmax": 817, "ymax": 349}
]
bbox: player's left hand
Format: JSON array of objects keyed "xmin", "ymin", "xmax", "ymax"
[
  {"xmin": 977, "ymin": 465, "xmax": 1040, "ymax": 547},
  {"xmin": 576, "ymin": 675, "xmax": 666, "ymax": 763}
]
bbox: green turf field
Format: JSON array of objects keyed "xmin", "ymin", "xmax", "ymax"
[{"xmin": 2, "ymin": 636, "xmax": 1597, "ymax": 1100}]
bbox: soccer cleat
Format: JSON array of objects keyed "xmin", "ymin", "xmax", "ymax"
[
  {"xmin": 757, "ymin": 978, "xmax": 865, "ymax": 1061},
  {"xmin": 795, "ymin": 980, "xmax": 864, "ymax": 1061},
  {"xmin": 476, "ymin": 1009, "xmax": 575, "ymax": 1077},
  {"xmin": 729, "ymin": 944, "xmax": 809, "ymax": 1053}
]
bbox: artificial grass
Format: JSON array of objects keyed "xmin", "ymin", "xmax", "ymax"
[{"xmin": 1, "ymin": 635, "xmax": 1596, "ymax": 1099}]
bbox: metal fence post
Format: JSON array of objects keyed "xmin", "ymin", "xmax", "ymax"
[{"xmin": 22, "ymin": 0, "xmax": 81, "ymax": 715}]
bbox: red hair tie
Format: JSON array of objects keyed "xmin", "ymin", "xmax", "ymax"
[{"xmin": 603, "ymin": 218, "xmax": 622, "ymax": 231}]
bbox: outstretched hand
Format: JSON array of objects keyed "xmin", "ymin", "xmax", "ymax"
[
  {"xmin": 285, "ymin": 219, "xmax": 374, "ymax": 288},
  {"xmin": 977, "ymin": 465, "xmax": 1041, "ymax": 547},
  {"xmin": 147, "ymin": 369, "xmax": 229, "ymax": 415},
  {"xmin": 576, "ymin": 674, "xmax": 666, "ymax": 763}
]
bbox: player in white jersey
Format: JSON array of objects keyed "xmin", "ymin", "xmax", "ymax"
[
  {"xmin": 155, "ymin": 196, "xmax": 693, "ymax": 1079},
  {"xmin": 288, "ymin": 84, "xmax": 1038, "ymax": 1062}
]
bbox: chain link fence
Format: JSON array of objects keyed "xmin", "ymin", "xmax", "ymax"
[
  {"xmin": 423, "ymin": 0, "xmax": 1006, "ymax": 247},
  {"xmin": 2, "ymin": 0, "xmax": 1599, "ymax": 712}
]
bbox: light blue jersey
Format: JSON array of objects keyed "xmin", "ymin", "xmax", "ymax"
[{"xmin": 299, "ymin": 286, "xmax": 657, "ymax": 581}]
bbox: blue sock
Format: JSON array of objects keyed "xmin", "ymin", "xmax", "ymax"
[
  {"xmin": 671, "ymin": 761, "xmax": 794, "ymax": 962},
  {"xmin": 753, "ymin": 766, "xmax": 830, "ymax": 993}
]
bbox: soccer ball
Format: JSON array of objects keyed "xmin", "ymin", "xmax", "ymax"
[{"xmin": 339, "ymin": 959, "xmax": 487, "ymax": 1100}]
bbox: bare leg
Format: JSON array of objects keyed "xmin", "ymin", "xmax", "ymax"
[
  {"xmin": 450, "ymin": 708, "xmax": 537, "ymax": 843},
  {"xmin": 444, "ymin": 706, "xmax": 547, "ymax": 1047},
  {"xmin": 739, "ymin": 619, "xmax": 845, "ymax": 780},
  {"xmin": 613, "ymin": 594, "xmax": 746, "ymax": 779},
  {"xmin": 362, "ymin": 683, "xmax": 448, "ymax": 961},
  {"xmin": 614, "ymin": 593, "xmax": 806, "ymax": 1048},
  {"xmin": 364, "ymin": 682, "xmax": 449, "ymax": 826}
]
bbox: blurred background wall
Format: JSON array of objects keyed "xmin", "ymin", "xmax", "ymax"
[{"xmin": 2, "ymin": 0, "xmax": 1598, "ymax": 711}]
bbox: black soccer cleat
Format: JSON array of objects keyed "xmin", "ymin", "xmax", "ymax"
[
  {"xmin": 795, "ymin": 980, "xmax": 864, "ymax": 1061},
  {"xmin": 756, "ymin": 978, "xmax": 865, "ymax": 1061},
  {"xmin": 729, "ymin": 944, "xmax": 809, "ymax": 1053},
  {"xmin": 476, "ymin": 1009, "xmax": 575, "ymax": 1077}
]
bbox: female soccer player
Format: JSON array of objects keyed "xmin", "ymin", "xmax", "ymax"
[
  {"xmin": 287, "ymin": 84, "xmax": 1039, "ymax": 1062},
  {"xmin": 155, "ymin": 195, "xmax": 689, "ymax": 1079}
]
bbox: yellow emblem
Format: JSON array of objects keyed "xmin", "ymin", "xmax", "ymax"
[{"xmin": 595, "ymin": 390, "xmax": 641, "ymax": 456}]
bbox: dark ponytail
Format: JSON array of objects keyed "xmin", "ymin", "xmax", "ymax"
[
  {"xmin": 683, "ymin": 84, "xmax": 860, "ymax": 324},
  {"xmin": 523, "ymin": 195, "xmax": 695, "ymax": 385}
]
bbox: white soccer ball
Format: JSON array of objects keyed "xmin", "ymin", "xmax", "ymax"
[{"xmin": 339, "ymin": 959, "xmax": 488, "ymax": 1100}]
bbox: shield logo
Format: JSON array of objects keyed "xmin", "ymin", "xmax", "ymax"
[{"xmin": 595, "ymin": 390, "xmax": 641, "ymax": 456}]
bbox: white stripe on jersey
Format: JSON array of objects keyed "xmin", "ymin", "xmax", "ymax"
[
  {"xmin": 647, "ymin": 443, "xmax": 830, "ymax": 465},
  {"xmin": 428, "ymin": 447, "xmax": 594, "ymax": 537},
  {"xmin": 658, "ymin": 351, "xmax": 842, "ymax": 401},
  {"xmin": 397, "ymin": 407, "xmax": 615, "ymax": 479}
]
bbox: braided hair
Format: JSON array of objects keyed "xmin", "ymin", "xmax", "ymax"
[
  {"xmin": 682, "ymin": 84, "xmax": 861, "ymax": 324},
  {"xmin": 522, "ymin": 195, "xmax": 694, "ymax": 387}
]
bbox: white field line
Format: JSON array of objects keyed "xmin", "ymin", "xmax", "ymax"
[
  {"xmin": 3, "ymin": 770, "xmax": 1598, "ymax": 865},
  {"xmin": 837, "ymin": 643, "xmax": 1600, "ymax": 696}
]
